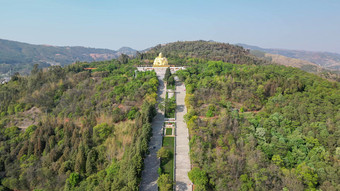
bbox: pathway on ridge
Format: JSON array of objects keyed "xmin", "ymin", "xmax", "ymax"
[
  {"xmin": 140, "ymin": 68, "xmax": 166, "ymax": 191},
  {"xmin": 175, "ymin": 81, "xmax": 192, "ymax": 191}
]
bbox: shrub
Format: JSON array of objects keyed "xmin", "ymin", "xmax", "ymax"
[
  {"xmin": 93, "ymin": 123, "xmax": 112, "ymax": 142},
  {"xmin": 157, "ymin": 147, "xmax": 170, "ymax": 159}
]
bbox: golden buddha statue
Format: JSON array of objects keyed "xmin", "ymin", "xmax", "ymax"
[{"xmin": 153, "ymin": 52, "xmax": 169, "ymax": 67}]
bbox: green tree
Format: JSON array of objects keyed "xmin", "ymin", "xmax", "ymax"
[
  {"xmin": 206, "ymin": 104, "xmax": 215, "ymax": 117},
  {"xmin": 295, "ymin": 162, "xmax": 318, "ymax": 189},
  {"xmin": 31, "ymin": 64, "xmax": 40, "ymax": 75},
  {"xmin": 75, "ymin": 145, "xmax": 85, "ymax": 174},
  {"xmin": 168, "ymin": 75, "xmax": 175, "ymax": 86},
  {"xmin": 127, "ymin": 107, "xmax": 137, "ymax": 120},
  {"xmin": 188, "ymin": 167, "xmax": 208, "ymax": 190},
  {"xmin": 240, "ymin": 174, "xmax": 253, "ymax": 191},
  {"xmin": 157, "ymin": 147, "xmax": 170, "ymax": 159},
  {"xmin": 272, "ymin": 154, "xmax": 283, "ymax": 166},
  {"xmin": 65, "ymin": 172, "xmax": 80, "ymax": 188},
  {"xmin": 336, "ymin": 147, "xmax": 340, "ymax": 159},
  {"xmin": 164, "ymin": 67, "xmax": 171, "ymax": 82},
  {"xmin": 157, "ymin": 174, "xmax": 172, "ymax": 191},
  {"xmin": 86, "ymin": 150, "xmax": 96, "ymax": 176},
  {"xmin": 118, "ymin": 54, "xmax": 129, "ymax": 64},
  {"xmin": 93, "ymin": 123, "xmax": 112, "ymax": 142}
]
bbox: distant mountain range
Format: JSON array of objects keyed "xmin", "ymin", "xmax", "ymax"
[
  {"xmin": 1, "ymin": 38, "xmax": 340, "ymax": 81},
  {"xmin": 117, "ymin": 46, "xmax": 138, "ymax": 55},
  {"xmin": 0, "ymin": 39, "xmax": 137, "ymax": 78},
  {"xmin": 237, "ymin": 43, "xmax": 340, "ymax": 71}
]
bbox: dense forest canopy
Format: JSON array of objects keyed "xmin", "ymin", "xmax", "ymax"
[
  {"xmin": 176, "ymin": 61, "xmax": 340, "ymax": 190},
  {"xmin": 0, "ymin": 58, "xmax": 158, "ymax": 190}
]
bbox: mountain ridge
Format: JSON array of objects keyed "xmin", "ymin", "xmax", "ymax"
[
  {"xmin": 237, "ymin": 43, "xmax": 340, "ymax": 71},
  {"xmin": 0, "ymin": 38, "xmax": 137, "ymax": 78},
  {"xmin": 1, "ymin": 38, "xmax": 339, "ymax": 82}
]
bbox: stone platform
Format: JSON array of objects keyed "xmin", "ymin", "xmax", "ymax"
[{"xmin": 136, "ymin": 66, "xmax": 185, "ymax": 75}]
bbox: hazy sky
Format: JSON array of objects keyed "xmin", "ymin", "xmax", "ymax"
[{"xmin": 1, "ymin": 0, "xmax": 340, "ymax": 53}]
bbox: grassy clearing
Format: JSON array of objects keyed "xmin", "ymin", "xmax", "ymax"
[
  {"xmin": 166, "ymin": 128, "xmax": 173, "ymax": 135},
  {"xmin": 161, "ymin": 137, "xmax": 175, "ymax": 180}
]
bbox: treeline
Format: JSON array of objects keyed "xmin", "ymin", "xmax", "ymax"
[
  {"xmin": 0, "ymin": 59, "xmax": 158, "ymax": 190},
  {"xmin": 176, "ymin": 61, "xmax": 340, "ymax": 190},
  {"xmin": 136, "ymin": 40, "xmax": 339, "ymax": 82},
  {"xmin": 136, "ymin": 41, "xmax": 270, "ymax": 66}
]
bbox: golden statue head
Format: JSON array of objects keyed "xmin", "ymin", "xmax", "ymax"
[{"xmin": 159, "ymin": 52, "xmax": 163, "ymax": 58}]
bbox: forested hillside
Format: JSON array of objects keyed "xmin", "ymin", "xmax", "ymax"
[
  {"xmin": 137, "ymin": 41, "xmax": 340, "ymax": 190},
  {"xmin": 1, "ymin": 40, "xmax": 339, "ymax": 191},
  {"xmin": 176, "ymin": 61, "xmax": 340, "ymax": 190},
  {"xmin": 0, "ymin": 39, "xmax": 137, "ymax": 79},
  {"xmin": 0, "ymin": 58, "xmax": 158, "ymax": 190},
  {"xmin": 139, "ymin": 41, "xmax": 340, "ymax": 82},
  {"xmin": 138, "ymin": 41, "xmax": 270, "ymax": 66},
  {"xmin": 239, "ymin": 43, "xmax": 340, "ymax": 71},
  {"xmin": 249, "ymin": 50, "xmax": 340, "ymax": 82}
]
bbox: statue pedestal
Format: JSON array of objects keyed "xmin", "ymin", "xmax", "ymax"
[
  {"xmin": 152, "ymin": 65, "xmax": 170, "ymax": 67},
  {"xmin": 136, "ymin": 66, "xmax": 186, "ymax": 79}
]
